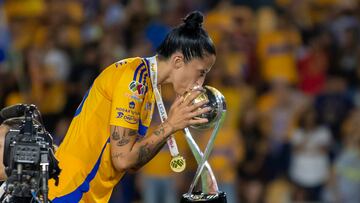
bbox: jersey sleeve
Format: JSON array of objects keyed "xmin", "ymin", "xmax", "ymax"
[{"xmin": 109, "ymin": 59, "xmax": 146, "ymax": 130}]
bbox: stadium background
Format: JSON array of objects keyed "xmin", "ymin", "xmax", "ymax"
[{"xmin": 0, "ymin": 0, "xmax": 360, "ymax": 202}]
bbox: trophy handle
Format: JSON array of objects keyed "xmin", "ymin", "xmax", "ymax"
[
  {"xmin": 183, "ymin": 128, "xmax": 218, "ymax": 193},
  {"xmin": 187, "ymin": 110, "xmax": 226, "ymax": 194}
]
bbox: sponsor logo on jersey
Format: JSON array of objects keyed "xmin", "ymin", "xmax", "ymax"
[
  {"xmin": 129, "ymin": 80, "xmax": 146, "ymax": 95},
  {"xmin": 124, "ymin": 115, "xmax": 138, "ymax": 124},
  {"xmin": 116, "ymin": 107, "xmax": 139, "ymax": 116},
  {"xmin": 117, "ymin": 111, "xmax": 124, "ymax": 118}
]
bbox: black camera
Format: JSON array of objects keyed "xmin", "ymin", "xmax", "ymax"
[{"xmin": 0, "ymin": 104, "xmax": 60, "ymax": 203}]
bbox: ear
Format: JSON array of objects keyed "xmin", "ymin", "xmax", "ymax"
[{"xmin": 171, "ymin": 52, "xmax": 185, "ymax": 69}]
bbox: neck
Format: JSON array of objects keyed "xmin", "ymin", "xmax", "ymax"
[{"xmin": 156, "ymin": 57, "xmax": 171, "ymax": 85}]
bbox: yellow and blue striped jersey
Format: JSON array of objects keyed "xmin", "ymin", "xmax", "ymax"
[{"xmin": 48, "ymin": 57, "xmax": 155, "ymax": 202}]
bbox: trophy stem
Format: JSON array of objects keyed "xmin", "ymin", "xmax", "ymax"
[
  {"xmin": 187, "ymin": 111, "xmax": 226, "ymax": 194},
  {"xmin": 183, "ymin": 128, "xmax": 218, "ymax": 193}
]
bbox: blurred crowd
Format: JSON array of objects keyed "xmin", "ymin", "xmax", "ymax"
[{"xmin": 1, "ymin": 0, "xmax": 360, "ymax": 202}]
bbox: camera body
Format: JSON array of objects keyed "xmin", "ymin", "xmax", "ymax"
[{"xmin": 1, "ymin": 104, "xmax": 60, "ymax": 203}]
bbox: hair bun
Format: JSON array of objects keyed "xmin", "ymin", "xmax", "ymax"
[{"xmin": 183, "ymin": 11, "xmax": 204, "ymax": 30}]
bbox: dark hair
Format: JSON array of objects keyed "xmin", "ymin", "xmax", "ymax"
[{"xmin": 156, "ymin": 11, "xmax": 216, "ymax": 62}]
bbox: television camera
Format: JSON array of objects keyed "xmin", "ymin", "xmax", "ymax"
[{"xmin": 0, "ymin": 104, "xmax": 60, "ymax": 203}]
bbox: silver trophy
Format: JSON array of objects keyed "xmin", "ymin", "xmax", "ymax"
[{"xmin": 180, "ymin": 86, "xmax": 227, "ymax": 203}]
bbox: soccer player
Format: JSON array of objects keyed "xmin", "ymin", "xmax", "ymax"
[{"xmin": 45, "ymin": 11, "xmax": 216, "ymax": 202}]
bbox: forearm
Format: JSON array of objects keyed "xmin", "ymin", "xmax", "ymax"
[
  {"xmin": 111, "ymin": 122, "xmax": 174, "ymax": 171},
  {"xmin": 130, "ymin": 122, "xmax": 175, "ymax": 170},
  {"xmin": 110, "ymin": 89, "xmax": 210, "ymax": 172}
]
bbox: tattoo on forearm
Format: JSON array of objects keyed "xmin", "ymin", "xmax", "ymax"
[
  {"xmin": 136, "ymin": 143, "xmax": 152, "ymax": 167},
  {"xmin": 134, "ymin": 139, "xmax": 167, "ymax": 168},
  {"xmin": 153, "ymin": 124, "xmax": 165, "ymax": 136}
]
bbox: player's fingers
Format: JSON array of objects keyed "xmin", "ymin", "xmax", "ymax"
[
  {"xmin": 189, "ymin": 107, "xmax": 212, "ymax": 118},
  {"xmin": 182, "ymin": 90, "xmax": 202, "ymax": 106},
  {"xmin": 188, "ymin": 99, "xmax": 209, "ymax": 112},
  {"xmin": 172, "ymin": 95, "xmax": 184, "ymax": 107},
  {"xmin": 188, "ymin": 118, "xmax": 208, "ymax": 125}
]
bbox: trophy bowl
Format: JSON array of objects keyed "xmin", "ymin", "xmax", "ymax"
[{"xmin": 190, "ymin": 86, "xmax": 226, "ymax": 130}]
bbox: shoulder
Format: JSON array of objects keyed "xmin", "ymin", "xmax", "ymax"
[
  {"xmin": 114, "ymin": 57, "xmax": 145, "ymax": 70},
  {"xmin": 125, "ymin": 57, "xmax": 151, "ymax": 93},
  {"xmin": 107, "ymin": 57, "xmax": 151, "ymax": 96},
  {"xmin": 101, "ymin": 57, "xmax": 145, "ymax": 73},
  {"xmin": 99, "ymin": 57, "xmax": 148, "ymax": 83},
  {"xmin": 112, "ymin": 57, "xmax": 149, "ymax": 80}
]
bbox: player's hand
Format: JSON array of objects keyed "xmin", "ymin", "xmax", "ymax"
[{"xmin": 166, "ymin": 90, "xmax": 211, "ymax": 132}]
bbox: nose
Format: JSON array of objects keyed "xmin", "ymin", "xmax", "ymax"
[{"xmin": 196, "ymin": 77, "xmax": 206, "ymax": 86}]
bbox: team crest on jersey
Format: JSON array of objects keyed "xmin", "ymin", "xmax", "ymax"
[
  {"xmin": 129, "ymin": 81, "xmax": 146, "ymax": 95},
  {"xmin": 129, "ymin": 101, "xmax": 135, "ymax": 109}
]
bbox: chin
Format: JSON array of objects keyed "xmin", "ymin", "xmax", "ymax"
[{"xmin": 172, "ymin": 85, "xmax": 185, "ymax": 96}]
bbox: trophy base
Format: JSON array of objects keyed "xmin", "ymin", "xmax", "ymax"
[{"xmin": 180, "ymin": 191, "xmax": 227, "ymax": 203}]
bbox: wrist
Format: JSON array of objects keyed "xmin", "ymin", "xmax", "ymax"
[{"xmin": 163, "ymin": 120, "xmax": 176, "ymax": 135}]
